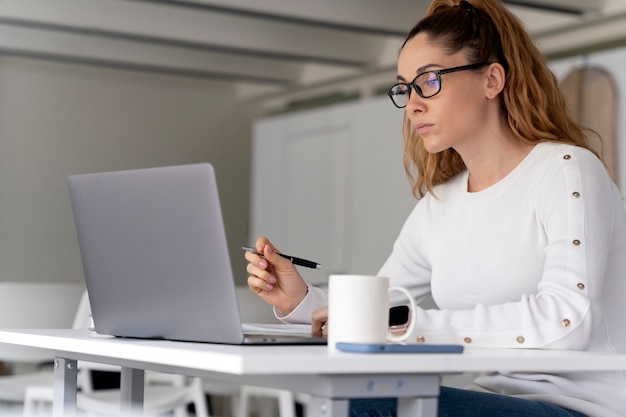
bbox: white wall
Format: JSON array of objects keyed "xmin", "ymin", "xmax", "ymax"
[{"xmin": 0, "ymin": 56, "xmax": 257, "ymax": 285}]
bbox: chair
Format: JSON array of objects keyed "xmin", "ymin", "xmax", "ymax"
[
  {"xmin": 24, "ymin": 370, "xmax": 210, "ymax": 417},
  {"xmin": 0, "ymin": 282, "xmax": 84, "ymax": 411},
  {"xmin": 22, "ymin": 291, "xmax": 211, "ymax": 417},
  {"xmin": 201, "ymin": 379, "xmax": 240, "ymax": 417},
  {"xmin": 236, "ymin": 387, "xmax": 311, "ymax": 417},
  {"xmin": 73, "ymin": 372, "xmax": 209, "ymax": 417}
]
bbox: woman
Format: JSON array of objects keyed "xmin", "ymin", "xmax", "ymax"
[{"xmin": 245, "ymin": 1, "xmax": 626, "ymax": 416}]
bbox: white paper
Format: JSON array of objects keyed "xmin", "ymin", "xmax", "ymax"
[{"xmin": 242, "ymin": 323, "xmax": 313, "ymax": 336}]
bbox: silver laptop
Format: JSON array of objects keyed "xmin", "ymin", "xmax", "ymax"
[{"xmin": 67, "ymin": 163, "xmax": 325, "ymax": 345}]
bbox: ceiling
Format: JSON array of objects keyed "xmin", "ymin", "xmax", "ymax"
[{"xmin": 1, "ymin": 0, "xmax": 625, "ymax": 110}]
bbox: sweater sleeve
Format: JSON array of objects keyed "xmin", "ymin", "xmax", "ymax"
[
  {"xmin": 273, "ymin": 283, "xmax": 328, "ymax": 324},
  {"xmin": 410, "ymin": 147, "xmax": 619, "ymax": 349}
]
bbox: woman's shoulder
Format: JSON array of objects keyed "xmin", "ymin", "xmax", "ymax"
[
  {"xmin": 529, "ymin": 141, "xmax": 606, "ymax": 181},
  {"xmin": 534, "ymin": 141, "xmax": 600, "ymax": 164},
  {"xmin": 532, "ymin": 141, "xmax": 616, "ymax": 201}
]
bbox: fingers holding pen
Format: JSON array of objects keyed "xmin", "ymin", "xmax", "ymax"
[
  {"xmin": 244, "ymin": 237, "xmax": 309, "ymax": 314},
  {"xmin": 255, "ymin": 236, "xmax": 276, "ymax": 254},
  {"xmin": 244, "ymin": 241, "xmax": 284, "ymax": 290},
  {"xmin": 246, "ymin": 242, "xmax": 294, "ymax": 274},
  {"xmin": 244, "ymin": 249, "xmax": 268, "ymax": 270},
  {"xmin": 246, "ymin": 256, "xmax": 277, "ymax": 291}
]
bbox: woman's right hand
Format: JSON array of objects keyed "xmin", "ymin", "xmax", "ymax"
[{"xmin": 245, "ymin": 237, "xmax": 309, "ymax": 314}]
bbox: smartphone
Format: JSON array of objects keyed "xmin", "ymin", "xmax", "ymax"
[
  {"xmin": 389, "ymin": 305, "xmax": 410, "ymax": 327},
  {"xmin": 389, "ymin": 305, "xmax": 411, "ymax": 336},
  {"xmin": 335, "ymin": 342, "xmax": 464, "ymax": 354}
]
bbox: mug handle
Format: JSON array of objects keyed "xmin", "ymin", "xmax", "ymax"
[{"xmin": 386, "ymin": 286, "xmax": 417, "ymax": 343}]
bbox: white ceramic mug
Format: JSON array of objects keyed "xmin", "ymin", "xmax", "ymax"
[{"xmin": 327, "ymin": 274, "xmax": 417, "ymax": 353}]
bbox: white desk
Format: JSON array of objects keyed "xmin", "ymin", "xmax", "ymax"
[{"xmin": 2, "ymin": 329, "xmax": 626, "ymax": 417}]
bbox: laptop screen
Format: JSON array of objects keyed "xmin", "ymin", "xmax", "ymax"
[{"xmin": 68, "ymin": 164, "xmax": 246, "ymax": 343}]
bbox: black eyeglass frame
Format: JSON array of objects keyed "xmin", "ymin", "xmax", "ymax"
[{"xmin": 387, "ymin": 62, "xmax": 490, "ymax": 108}]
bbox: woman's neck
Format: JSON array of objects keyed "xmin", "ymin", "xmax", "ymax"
[{"xmin": 459, "ymin": 128, "xmax": 534, "ymax": 193}]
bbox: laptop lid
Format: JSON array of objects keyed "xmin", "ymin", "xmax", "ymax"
[{"xmin": 68, "ymin": 163, "xmax": 324, "ymax": 345}]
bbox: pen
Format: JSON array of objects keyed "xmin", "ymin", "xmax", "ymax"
[{"xmin": 241, "ymin": 246, "xmax": 321, "ymax": 270}]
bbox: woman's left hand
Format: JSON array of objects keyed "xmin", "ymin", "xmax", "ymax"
[{"xmin": 311, "ymin": 306, "xmax": 328, "ymax": 337}]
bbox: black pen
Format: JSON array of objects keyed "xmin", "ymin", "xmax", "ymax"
[{"xmin": 241, "ymin": 246, "xmax": 321, "ymax": 270}]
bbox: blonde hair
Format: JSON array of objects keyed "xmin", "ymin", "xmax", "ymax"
[{"xmin": 403, "ymin": 0, "xmax": 600, "ymax": 198}]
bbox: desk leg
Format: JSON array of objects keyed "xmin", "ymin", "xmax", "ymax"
[
  {"xmin": 53, "ymin": 357, "xmax": 77, "ymax": 417},
  {"xmin": 120, "ymin": 367, "xmax": 145, "ymax": 416},
  {"xmin": 398, "ymin": 396, "xmax": 438, "ymax": 417},
  {"xmin": 308, "ymin": 396, "xmax": 350, "ymax": 417},
  {"xmin": 298, "ymin": 374, "xmax": 439, "ymax": 417},
  {"xmin": 307, "ymin": 396, "xmax": 437, "ymax": 417}
]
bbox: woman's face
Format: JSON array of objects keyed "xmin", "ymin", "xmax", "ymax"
[{"xmin": 397, "ymin": 33, "xmax": 491, "ymax": 155}]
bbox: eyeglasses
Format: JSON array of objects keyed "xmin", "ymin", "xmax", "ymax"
[{"xmin": 387, "ymin": 62, "xmax": 489, "ymax": 108}]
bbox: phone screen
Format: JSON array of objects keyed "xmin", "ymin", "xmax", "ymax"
[{"xmin": 389, "ymin": 305, "xmax": 410, "ymax": 327}]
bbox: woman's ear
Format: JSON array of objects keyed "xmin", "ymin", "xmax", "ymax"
[{"xmin": 485, "ymin": 63, "xmax": 506, "ymax": 99}]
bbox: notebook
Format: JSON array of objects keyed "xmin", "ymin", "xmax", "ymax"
[{"xmin": 67, "ymin": 163, "xmax": 326, "ymax": 345}]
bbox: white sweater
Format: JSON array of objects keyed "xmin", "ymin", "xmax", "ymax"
[{"xmin": 279, "ymin": 142, "xmax": 626, "ymax": 417}]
